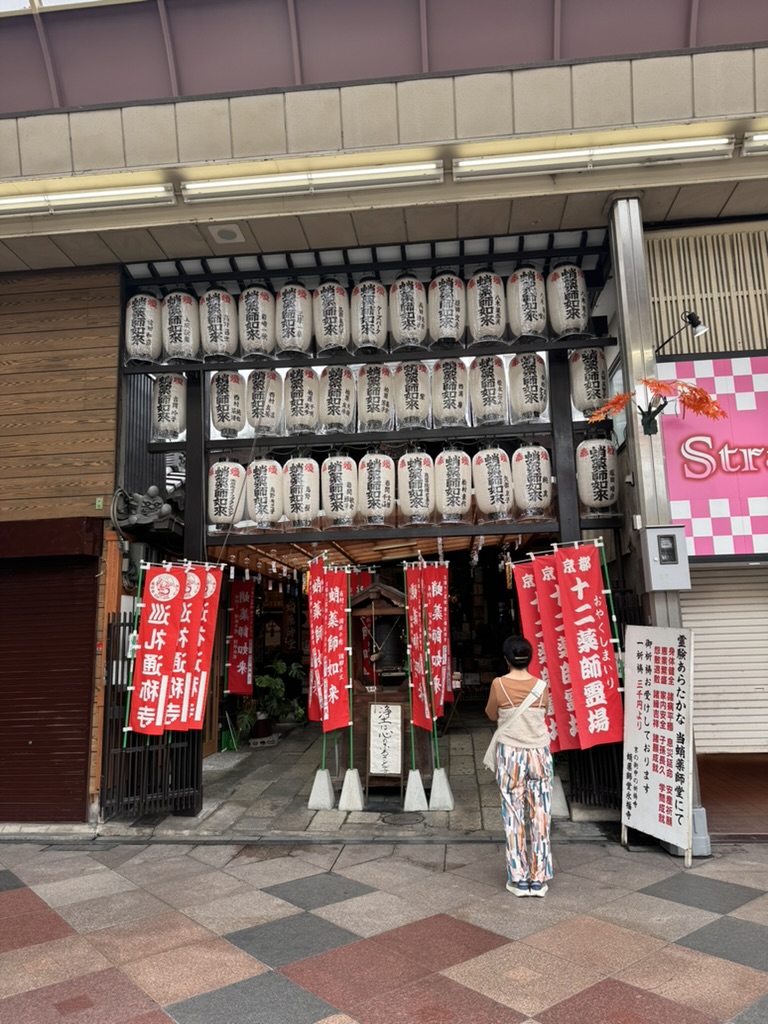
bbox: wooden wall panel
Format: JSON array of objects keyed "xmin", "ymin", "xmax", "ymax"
[{"xmin": 0, "ymin": 267, "xmax": 121, "ymax": 522}]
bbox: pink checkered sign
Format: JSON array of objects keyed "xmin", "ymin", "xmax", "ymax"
[{"xmin": 658, "ymin": 355, "xmax": 768, "ymax": 557}]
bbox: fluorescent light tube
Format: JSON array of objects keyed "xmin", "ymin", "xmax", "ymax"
[
  {"xmin": 453, "ymin": 137, "xmax": 734, "ymax": 179},
  {"xmin": 0, "ymin": 183, "xmax": 176, "ymax": 216},
  {"xmin": 181, "ymin": 161, "xmax": 443, "ymax": 202},
  {"xmin": 742, "ymin": 132, "xmax": 768, "ymax": 155}
]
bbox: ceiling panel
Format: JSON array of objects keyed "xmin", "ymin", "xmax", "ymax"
[
  {"xmin": 405, "ymin": 204, "xmax": 459, "ymax": 242},
  {"xmin": 148, "ymin": 223, "xmax": 214, "ymax": 260},
  {"xmin": 99, "ymin": 228, "xmax": 168, "ymax": 263},
  {"xmin": 508, "ymin": 194, "xmax": 568, "ymax": 235},
  {"xmin": 300, "ymin": 212, "xmax": 359, "ymax": 250},
  {"xmin": 201, "ymin": 221, "xmax": 262, "ymax": 256},
  {"xmin": 559, "ymin": 192, "xmax": 611, "ymax": 231},
  {"xmin": 665, "ymin": 182, "xmax": 738, "ymax": 222},
  {"xmin": 48, "ymin": 231, "xmax": 121, "ymax": 267},
  {"xmin": 2, "ymin": 235, "xmax": 74, "ymax": 270},
  {"xmin": 718, "ymin": 180, "xmax": 768, "ymax": 219},
  {"xmin": 457, "ymin": 200, "xmax": 513, "ymax": 240},
  {"xmin": 351, "ymin": 208, "xmax": 409, "ymax": 246},
  {"xmin": 0, "ymin": 239, "xmax": 30, "ymax": 272},
  {"xmin": 249, "ymin": 216, "xmax": 309, "ymax": 254},
  {"xmin": 637, "ymin": 186, "xmax": 680, "ymax": 225}
]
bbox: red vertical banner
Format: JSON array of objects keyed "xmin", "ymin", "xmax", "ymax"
[
  {"xmin": 351, "ymin": 569, "xmax": 374, "ymax": 684},
  {"xmin": 307, "ymin": 560, "xmax": 325, "ymax": 722},
  {"xmin": 512, "ymin": 562, "xmax": 560, "ymax": 752},
  {"xmin": 405, "ymin": 566, "xmax": 433, "ymax": 730},
  {"xmin": 554, "ymin": 545, "xmax": 624, "ymax": 748},
  {"xmin": 162, "ymin": 565, "xmax": 206, "ymax": 731},
  {"xmin": 321, "ymin": 569, "xmax": 351, "ymax": 732},
  {"xmin": 424, "ymin": 565, "xmax": 450, "ymax": 718},
  {"xmin": 531, "ymin": 555, "xmax": 579, "ymax": 750},
  {"xmin": 183, "ymin": 566, "xmax": 223, "ymax": 730},
  {"xmin": 129, "ymin": 566, "xmax": 187, "ymax": 736},
  {"xmin": 227, "ymin": 580, "xmax": 255, "ymax": 696}
]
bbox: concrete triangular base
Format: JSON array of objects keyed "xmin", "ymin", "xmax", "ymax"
[
  {"xmin": 428, "ymin": 767, "xmax": 455, "ymax": 811},
  {"xmin": 551, "ymin": 774, "xmax": 569, "ymax": 819},
  {"xmin": 404, "ymin": 769, "xmax": 429, "ymax": 811},
  {"xmin": 307, "ymin": 768, "xmax": 336, "ymax": 810},
  {"xmin": 338, "ymin": 768, "xmax": 365, "ymax": 811}
]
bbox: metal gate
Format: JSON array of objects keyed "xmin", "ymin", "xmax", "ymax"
[{"xmin": 100, "ymin": 613, "xmax": 202, "ymax": 822}]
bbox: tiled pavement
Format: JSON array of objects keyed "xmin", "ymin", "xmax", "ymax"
[{"xmin": 2, "ymin": 838, "xmax": 768, "ymax": 1024}]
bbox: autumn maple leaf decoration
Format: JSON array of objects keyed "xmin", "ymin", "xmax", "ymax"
[{"xmin": 588, "ymin": 377, "xmax": 727, "ymax": 431}]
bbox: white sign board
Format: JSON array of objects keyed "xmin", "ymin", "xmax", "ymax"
[
  {"xmin": 622, "ymin": 625, "xmax": 694, "ymax": 856},
  {"xmin": 368, "ymin": 703, "xmax": 402, "ymax": 776}
]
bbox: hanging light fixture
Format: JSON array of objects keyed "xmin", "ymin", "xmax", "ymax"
[{"xmin": 654, "ymin": 310, "xmax": 709, "ymax": 354}]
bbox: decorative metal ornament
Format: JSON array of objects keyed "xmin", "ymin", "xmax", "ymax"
[
  {"xmin": 125, "ymin": 293, "xmax": 162, "ymax": 361},
  {"xmin": 569, "ymin": 348, "xmax": 608, "ymax": 414},
  {"xmin": 508, "ymin": 352, "xmax": 548, "ymax": 420},
  {"xmin": 473, "ymin": 447, "xmax": 513, "ymax": 521},
  {"xmin": 162, "ymin": 291, "xmax": 200, "ymax": 360},
  {"xmin": 283, "ymin": 457, "xmax": 320, "ymax": 528},
  {"xmin": 389, "ymin": 272, "xmax": 427, "ymax": 350},
  {"xmin": 246, "ymin": 458, "xmax": 283, "ymax": 529},
  {"xmin": 435, "ymin": 449, "xmax": 472, "ymax": 522},
  {"xmin": 467, "ymin": 268, "xmax": 506, "ymax": 344},
  {"xmin": 469, "ymin": 355, "xmax": 507, "ymax": 425},
  {"xmin": 276, "ymin": 279, "xmax": 313, "ymax": 353},
  {"xmin": 394, "ymin": 361, "xmax": 431, "ymax": 428},
  {"xmin": 207, "ymin": 460, "xmax": 246, "ymax": 528},
  {"xmin": 506, "ymin": 264, "xmax": 548, "ymax": 339},
  {"xmin": 351, "ymin": 276, "xmax": 388, "ymax": 351},
  {"xmin": 576, "ymin": 438, "xmax": 618, "ymax": 513},
  {"xmin": 238, "ymin": 285, "xmax": 276, "ymax": 356},
  {"xmin": 321, "ymin": 454, "xmax": 358, "ymax": 526},
  {"xmin": 313, "ymin": 278, "xmax": 350, "ymax": 352},
  {"xmin": 358, "ymin": 452, "xmax": 395, "ymax": 524},
  {"xmin": 357, "ymin": 364, "xmax": 393, "ymax": 432},
  {"xmin": 151, "ymin": 374, "xmax": 186, "ymax": 440},
  {"xmin": 432, "ymin": 358, "xmax": 469, "ymax": 428},
  {"xmin": 246, "ymin": 368, "xmax": 282, "ymax": 434},
  {"xmin": 210, "ymin": 371, "xmax": 246, "ymax": 437},
  {"xmin": 200, "ymin": 288, "xmax": 238, "ymax": 358},
  {"xmin": 283, "ymin": 366, "xmax": 319, "ymax": 434},
  {"xmin": 511, "ymin": 445, "xmax": 553, "ymax": 519},
  {"xmin": 319, "ymin": 366, "xmax": 355, "ymax": 432},
  {"xmin": 397, "ymin": 451, "xmax": 434, "ymax": 524},
  {"xmin": 547, "ymin": 262, "xmax": 589, "ymax": 338},
  {"xmin": 428, "ymin": 271, "xmax": 466, "ymax": 347}
]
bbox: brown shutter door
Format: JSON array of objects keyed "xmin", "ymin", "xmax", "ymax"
[{"xmin": 0, "ymin": 557, "xmax": 98, "ymax": 822}]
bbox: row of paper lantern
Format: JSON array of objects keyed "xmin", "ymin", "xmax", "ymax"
[
  {"xmin": 152, "ymin": 348, "xmax": 607, "ymax": 441},
  {"xmin": 127, "ymin": 262, "xmax": 591, "ymax": 363},
  {"xmin": 207, "ymin": 439, "xmax": 617, "ymax": 531}
]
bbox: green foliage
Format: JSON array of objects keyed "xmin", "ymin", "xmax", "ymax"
[{"xmin": 235, "ymin": 658, "xmax": 306, "ymax": 738}]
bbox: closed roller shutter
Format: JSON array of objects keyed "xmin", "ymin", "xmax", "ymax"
[{"xmin": 680, "ymin": 564, "xmax": 768, "ymax": 753}]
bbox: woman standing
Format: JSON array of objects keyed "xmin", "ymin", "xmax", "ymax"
[{"xmin": 483, "ymin": 635, "xmax": 553, "ymax": 897}]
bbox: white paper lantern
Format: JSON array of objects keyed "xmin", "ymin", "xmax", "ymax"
[
  {"xmin": 246, "ymin": 458, "xmax": 283, "ymax": 529},
  {"xmin": 508, "ymin": 353, "xmax": 548, "ymax": 420},
  {"xmin": 284, "ymin": 367, "xmax": 319, "ymax": 434},
  {"xmin": 276, "ymin": 280, "xmax": 312, "ymax": 353},
  {"xmin": 151, "ymin": 374, "xmax": 186, "ymax": 440},
  {"xmin": 358, "ymin": 452, "xmax": 395, "ymax": 524},
  {"xmin": 428, "ymin": 271, "xmax": 466, "ymax": 347},
  {"xmin": 351, "ymin": 276, "xmax": 388, "ymax": 351},
  {"xmin": 283, "ymin": 457, "xmax": 320, "ymax": 528},
  {"xmin": 397, "ymin": 451, "xmax": 434, "ymax": 524},
  {"xmin": 576, "ymin": 438, "xmax": 618, "ymax": 512},
  {"xmin": 208, "ymin": 460, "xmax": 246, "ymax": 528},
  {"xmin": 435, "ymin": 449, "xmax": 472, "ymax": 522},
  {"xmin": 200, "ymin": 288, "xmax": 238, "ymax": 358},
  {"xmin": 322, "ymin": 454, "xmax": 358, "ymax": 526},
  {"xmin": 569, "ymin": 348, "xmax": 608, "ymax": 414},
  {"xmin": 319, "ymin": 366, "xmax": 355, "ymax": 432},
  {"xmin": 357, "ymin": 365, "xmax": 393, "ymax": 432},
  {"xmin": 389, "ymin": 273, "xmax": 427, "ymax": 350},
  {"xmin": 125, "ymin": 293, "xmax": 162, "ymax": 361},
  {"xmin": 547, "ymin": 262, "xmax": 589, "ymax": 338},
  {"xmin": 162, "ymin": 291, "xmax": 200, "ymax": 360},
  {"xmin": 210, "ymin": 371, "xmax": 246, "ymax": 437},
  {"xmin": 512, "ymin": 446, "xmax": 553, "ymax": 519},
  {"xmin": 473, "ymin": 448, "xmax": 513, "ymax": 521},
  {"xmin": 246, "ymin": 369, "xmax": 282, "ymax": 434},
  {"xmin": 394, "ymin": 361, "xmax": 431, "ymax": 428},
  {"xmin": 432, "ymin": 358, "xmax": 469, "ymax": 428},
  {"xmin": 469, "ymin": 355, "xmax": 506, "ymax": 425},
  {"xmin": 313, "ymin": 278, "xmax": 350, "ymax": 352},
  {"xmin": 467, "ymin": 268, "xmax": 506, "ymax": 344},
  {"xmin": 507, "ymin": 265, "xmax": 548, "ymax": 339},
  {"xmin": 238, "ymin": 285, "xmax": 275, "ymax": 356}
]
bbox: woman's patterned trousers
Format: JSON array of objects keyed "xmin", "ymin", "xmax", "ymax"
[{"xmin": 495, "ymin": 743, "xmax": 554, "ymax": 885}]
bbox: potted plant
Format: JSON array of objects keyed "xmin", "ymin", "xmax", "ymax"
[{"xmin": 235, "ymin": 657, "xmax": 306, "ymax": 743}]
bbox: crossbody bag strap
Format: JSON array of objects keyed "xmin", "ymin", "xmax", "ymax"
[{"xmin": 498, "ymin": 676, "xmax": 546, "ymax": 722}]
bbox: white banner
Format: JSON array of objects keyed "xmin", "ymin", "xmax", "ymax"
[
  {"xmin": 622, "ymin": 626, "xmax": 694, "ymax": 855},
  {"xmin": 368, "ymin": 703, "xmax": 402, "ymax": 777}
]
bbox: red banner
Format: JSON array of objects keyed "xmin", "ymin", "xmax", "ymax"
[
  {"xmin": 182, "ymin": 566, "xmax": 223, "ymax": 730},
  {"xmin": 405, "ymin": 566, "xmax": 433, "ymax": 730},
  {"xmin": 554, "ymin": 545, "xmax": 624, "ymax": 748},
  {"xmin": 321, "ymin": 569, "xmax": 351, "ymax": 732},
  {"xmin": 351, "ymin": 570, "xmax": 374, "ymax": 684},
  {"xmin": 424, "ymin": 565, "xmax": 450, "ymax": 718},
  {"xmin": 307, "ymin": 560, "xmax": 325, "ymax": 722},
  {"xmin": 227, "ymin": 580, "xmax": 255, "ymax": 696},
  {"xmin": 531, "ymin": 555, "xmax": 579, "ymax": 751},
  {"xmin": 511, "ymin": 563, "xmax": 559, "ymax": 751},
  {"xmin": 162, "ymin": 565, "xmax": 206, "ymax": 731}
]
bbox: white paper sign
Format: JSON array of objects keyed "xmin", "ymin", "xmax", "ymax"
[
  {"xmin": 622, "ymin": 625, "xmax": 694, "ymax": 854},
  {"xmin": 368, "ymin": 703, "xmax": 402, "ymax": 776}
]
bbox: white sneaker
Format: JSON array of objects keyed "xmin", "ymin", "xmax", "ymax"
[
  {"xmin": 506, "ymin": 880, "xmax": 530, "ymax": 897},
  {"xmin": 529, "ymin": 881, "xmax": 548, "ymax": 897}
]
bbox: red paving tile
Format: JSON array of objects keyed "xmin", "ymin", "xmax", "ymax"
[
  {"xmin": 354, "ymin": 974, "xmax": 526, "ymax": 1024},
  {"xmin": 0, "ymin": 905, "xmax": 74, "ymax": 953},
  {"xmin": 0, "ymin": 967, "xmax": 160, "ymax": 1024},
  {"xmin": 371, "ymin": 914, "xmax": 511, "ymax": 971},
  {"xmin": 0, "ymin": 885, "xmax": 50, "ymax": 921},
  {"xmin": 537, "ymin": 979, "xmax": 721, "ymax": 1024}
]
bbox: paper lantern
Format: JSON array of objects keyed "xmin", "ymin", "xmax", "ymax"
[
  {"xmin": 322, "ymin": 454, "xmax": 358, "ymax": 526},
  {"xmin": 239, "ymin": 285, "xmax": 275, "ymax": 356},
  {"xmin": 473, "ymin": 448, "xmax": 513, "ymax": 521},
  {"xmin": 276, "ymin": 280, "xmax": 312, "ymax": 353},
  {"xmin": 397, "ymin": 451, "xmax": 434, "ymax": 524},
  {"xmin": 162, "ymin": 291, "xmax": 200, "ymax": 360},
  {"xmin": 210, "ymin": 371, "xmax": 246, "ymax": 437},
  {"xmin": 389, "ymin": 272, "xmax": 427, "ymax": 350},
  {"xmin": 200, "ymin": 288, "xmax": 238, "ymax": 358},
  {"xmin": 284, "ymin": 367, "xmax": 319, "ymax": 434},
  {"xmin": 357, "ymin": 364, "xmax": 393, "ymax": 431},
  {"xmin": 576, "ymin": 439, "xmax": 618, "ymax": 512},
  {"xmin": 428, "ymin": 271, "xmax": 466, "ymax": 347},
  {"xmin": 151, "ymin": 374, "xmax": 186, "ymax": 440},
  {"xmin": 467, "ymin": 268, "xmax": 506, "ymax": 344},
  {"xmin": 351, "ymin": 276, "xmax": 388, "ymax": 351},
  {"xmin": 508, "ymin": 353, "xmax": 548, "ymax": 420},
  {"xmin": 569, "ymin": 348, "xmax": 608, "ymax": 414},
  {"xmin": 435, "ymin": 449, "xmax": 472, "ymax": 522},
  {"xmin": 313, "ymin": 278, "xmax": 350, "ymax": 352},
  {"xmin": 246, "ymin": 458, "xmax": 283, "ymax": 529},
  {"xmin": 319, "ymin": 366, "xmax": 355, "ymax": 432},
  {"xmin": 547, "ymin": 262, "xmax": 589, "ymax": 338},
  {"xmin": 125, "ymin": 293, "xmax": 161, "ymax": 361},
  {"xmin": 432, "ymin": 358, "xmax": 469, "ymax": 428},
  {"xmin": 358, "ymin": 452, "xmax": 395, "ymax": 524},
  {"xmin": 469, "ymin": 355, "xmax": 506, "ymax": 425},
  {"xmin": 394, "ymin": 361, "xmax": 431, "ymax": 428},
  {"xmin": 246, "ymin": 368, "xmax": 282, "ymax": 434},
  {"xmin": 283, "ymin": 457, "xmax": 320, "ymax": 528},
  {"xmin": 507, "ymin": 264, "xmax": 548, "ymax": 339},
  {"xmin": 512, "ymin": 446, "xmax": 553, "ymax": 519},
  {"xmin": 208, "ymin": 460, "xmax": 246, "ymax": 528}
]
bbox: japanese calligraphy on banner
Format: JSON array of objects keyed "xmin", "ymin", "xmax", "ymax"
[
  {"xmin": 405, "ymin": 566, "xmax": 433, "ymax": 730},
  {"xmin": 511, "ymin": 563, "xmax": 561, "ymax": 752},
  {"xmin": 423, "ymin": 565, "xmax": 450, "ymax": 719},
  {"xmin": 531, "ymin": 555, "xmax": 579, "ymax": 751},
  {"xmin": 227, "ymin": 580, "xmax": 255, "ymax": 696},
  {"xmin": 369, "ymin": 703, "xmax": 403, "ymax": 776},
  {"xmin": 182, "ymin": 566, "xmax": 223, "ymax": 730},
  {"xmin": 307, "ymin": 564, "xmax": 351, "ymax": 732},
  {"xmin": 622, "ymin": 625, "xmax": 693, "ymax": 853},
  {"xmin": 307, "ymin": 560, "xmax": 324, "ymax": 723},
  {"xmin": 351, "ymin": 569, "xmax": 374, "ymax": 685},
  {"xmin": 555, "ymin": 546, "xmax": 623, "ymax": 748},
  {"xmin": 163, "ymin": 565, "xmax": 206, "ymax": 731}
]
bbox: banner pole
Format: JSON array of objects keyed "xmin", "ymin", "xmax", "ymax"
[
  {"xmin": 403, "ymin": 564, "xmax": 417, "ymax": 773},
  {"xmin": 123, "ymin": 561, "xmax": 145, "ymax": 750},
  {"xmin": 421, "ymin": 574, "xmax": 440, "ymax": 770},
  {"xmin": 346, "ymin": 569, "xmax": 354, "ymax": 771}
]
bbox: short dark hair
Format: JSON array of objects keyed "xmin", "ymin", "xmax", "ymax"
[{"xmin": 503, "ymin": 635, "xmax": 533, "ymax": 668}]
